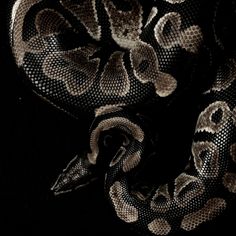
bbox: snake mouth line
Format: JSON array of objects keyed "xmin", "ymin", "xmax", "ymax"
[
  {"xmin": 51, "ymin": 176, "xmax": 98, "ymax": 196},
  {"xmin": 51, "ymin": 155, "xmax": 98, "ymax": 196}
]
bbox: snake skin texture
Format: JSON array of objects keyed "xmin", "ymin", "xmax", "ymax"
[{"xmin": 10, "ymin": 0, "xmax": 236, "ymax": 235}]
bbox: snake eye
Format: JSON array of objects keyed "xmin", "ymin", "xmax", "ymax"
[
  {"xmin": 103, "ymin": 134, "xmax": 114, "ymax": 148},
  {"xmin": 102, "ymin": 130, "xmax": 130, "ymax": 148}
]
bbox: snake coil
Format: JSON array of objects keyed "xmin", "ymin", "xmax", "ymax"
[{"xmin": 10, "ymin": 0, "xmax": 236, "ymax": 235}]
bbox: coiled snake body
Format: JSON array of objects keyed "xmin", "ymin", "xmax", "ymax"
[{"xmin": 10, "ymin": 0, "xmax": 236, "ymax": 235}]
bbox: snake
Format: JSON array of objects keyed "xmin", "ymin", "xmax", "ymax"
[{"xmin": 10, "ymin": 0, "xmax": 236, "ymax": 235}]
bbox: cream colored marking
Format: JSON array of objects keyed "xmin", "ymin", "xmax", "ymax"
[
  {"xmin": 195, "ymin": 101, "xmax": 231, "ymax": 133},
  {"xmin": 223, "ymin": 173, "xmax": 236, "ymax": 193},
  {"xmin": 232, "ymin": 107, "xmax": 236, "ymax": 127},
  {"xmin": 35, "ymin": 9, "xmax": 71, "ymax": 36},
  {"xmin": 12, "ymin": 0, "xmax": 42, "ymax": 65},
  {"xmin": 179, "ymin": 25, "xmax": 203, "ymax": 53},
  {"xmin": 109, "ymin": 181, "xmax": 138, "ymax": 223},
  {"xmin": 60, "ymin": 0, "xmax": 101, "ymax": 40},
  {"xmin": 11, "ymin": 0, "xmax": 23, "ymax": 31},
  {"xmin": 25, "ymin": 35, "xmax": 46, "ymax": 53},
  {"xmin": 100, "ymin": 51, "xmax": 130, "ymax": 96},
  {"xmin": 212, "ymin": 59, "xmax": 236, "ymax": 92},
  {"xmin": 181, "ymin": 198, "xmax": 226, "ymax": 231},
  {"xmin": 95, "ymin": 105, "xmax": 124, "ymax": 117},
  {"xmin": 130, "ymin": 41, "xmax": 177, "ymax": 97},
  {"xmin": 154, "ymin": 12, "xmax": 202, "ymax": 53},
  {"xmin": 148, "ymin": 218, "xmax": 171, "ymax": 235},
  {"xmin": 88, "ymin": 117, "xmax": 144, "ymax": 164},
  {"xmin": 43, "ymin": 45, "xmax": 100, "ymax": 96},
  {"xmin": 154, "ymin": 12, "xmax": 181, "ymax": 49},
  {"xmin": 164, "ymin": 0, "xmax": 187, "ymax": 3},
  {"xmin": 174, "ymin": 173, "xmax": 204, "ymax": 207},
  {"xmin": 192, "ymin": 141, "xmax": 219, "ymax": 178},
  {"xmin": 103, "ymin": 0, "xmax": 143, "ymax": 49},
  {"xmin": 151, "ymin": 184, "xmax": 170, "ymax": 213},
  {"xmin": 145, "ymin": 7, "xmax": 158, "ymax": 27},
  {"xmin": 230, "ymin": 143, "xmax": 236, "ymax": 163},
  {"xmin": 122, "ymin": 151, "xmax": 141, "ymax": 172}
]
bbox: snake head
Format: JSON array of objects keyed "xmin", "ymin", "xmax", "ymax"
[
  {"xmin": 51, "ymin": 154, "xmax": 98, "ymax": 195},
  {"xmin": 51, "ymin": 106, "xmax": 147, "ymax": 195},
  {"xmin": 51, "ymin": 131, "xmax": 132, "ymax": 195}
]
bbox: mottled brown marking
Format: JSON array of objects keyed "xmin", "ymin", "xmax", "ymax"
[
  {"xmin": 25, "ymin": 36, "xmax": 46, "ymax": 53},
  {"xmin": 181, "ymin": 198, "xmax": 226, "ymax": 231},
  {"xmin": 109, "ymin": 181, "xmax": 138, "ymax": 223},
  {"xmin": 174, "ymin": 173, "xmax": 204, "ymax": 207},
  {"xmin": 12, "ymin": 0, "xmax": 42, "ymax": 65},
  {"xmin": 35, "ymin": 9, "xmax": 71, "ymax": 36},
  {"xmin": 154, "ymin": 12, "xmax": 202, "ymax": 53},
  {"xmin": 60, "ymin": 0, "xmax": 101, "ymax": 40},
  {"xmin": 230, "ymin": 143, "xmax": 236, "ymax": 163},
  {"xmin": 130, "ymin": 42, "xmax": 177, "ymax": 97},
  {"xmin": 43, "ymin": 45, "xmax": 100, "ymax": 96},
  {"xmin": 192, "ymin": 141, "xmax": 219, "ymax": 178},
  {"xmin": 103, "ymin": 0, "xmax": 143, "ymax": 48},
  {"xmin": 151, "ymin": 184, "xmax": 171, "ymax": 213},
  {"xmin": 196, "ymin": 101, "xmax": 231, "ymax": 133},
  {"xmin": 179, "ymin": 25, "xmax": 203, "ymax": 53},
  {"xmin": 154, "ymin": 12, "xmax": 181, "ymax": 48},
  {"xmin": 95, "ymin": 105, "xmax": 123, "ymax": 117},
  {"xmin": 100, "ymin": 51, "xmax": 130, "ymax": 96},
  {"xmin": 232, "ymin": 108, "xmax": 236, "ymax": 127},
  {"xmin": 212, "ymin": 59, "xmax": 236, "ymax": 92},
  {"xmin": 223, "ymin": 173, "xmax": 236, "ymax": 193},
  {"xmin": 148, "ymin": 218, "xmax": 171, "ymax": 235}
]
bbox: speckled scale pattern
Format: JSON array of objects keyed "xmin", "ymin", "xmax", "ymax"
[{"xmin": 10, "ymin": 0, "xmax": 236, "ymax": 235}]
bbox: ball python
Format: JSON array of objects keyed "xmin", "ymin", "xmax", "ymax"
[{"xmin": 10, "ymin": 0, "xmax": 236, "ymax": 235}]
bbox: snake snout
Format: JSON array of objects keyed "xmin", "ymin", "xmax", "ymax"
[
  {"xmin": 51, "ymin": 129, "xmax": 132, "ymax": 195},
  {"xmin": 51, "ymin": 155, "xmax": 98, "ymax": 195}
]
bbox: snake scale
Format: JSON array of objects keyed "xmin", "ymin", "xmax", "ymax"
[{"xmin": 10, "ymin": 0, "xmax": 236, "ymax": 235}]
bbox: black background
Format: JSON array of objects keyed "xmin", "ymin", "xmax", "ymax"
[{"xmin": 1, "ymin": 0, "xmax": 235, "ymax": 235}]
